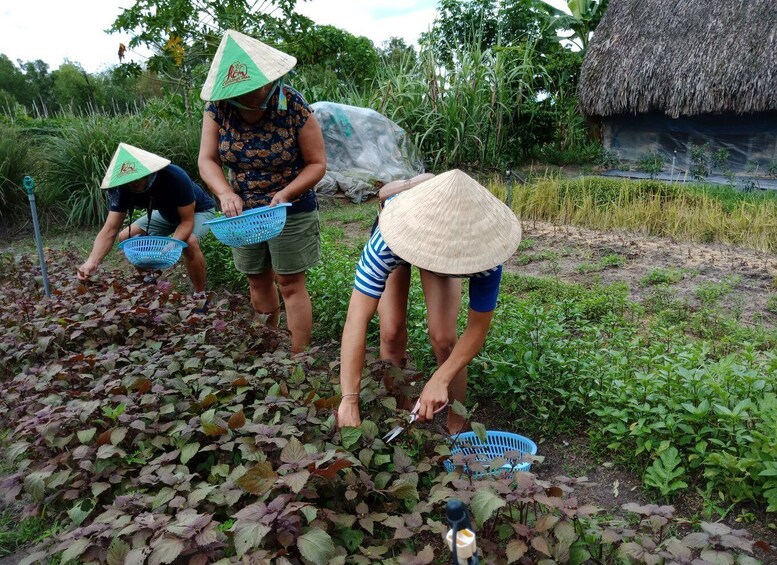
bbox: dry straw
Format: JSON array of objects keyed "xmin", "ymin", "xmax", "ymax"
[{"xmin": 578, "ymin": 0, "xmax": 777, "ymax": 117}]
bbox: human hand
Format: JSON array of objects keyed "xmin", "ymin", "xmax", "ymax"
[
  {"xmin": 162, "ymin": 240, "xmax": 179, "ymax": 253},
  {"xmin": 270, "ymin": 190, "xmax": 291, "ymax": 206},
  {"xmin": 416, "ymin": 375, "xmax": 450, "ymax": 423},
  {"xmin": 219, "ymin": 192, "xmax": 244, "ymax": 217},
  {"xmin": 337, "ymin": 396, "xmax": 361, "ymax": 428},
  {"xmin": 77, "ymin": 260, "xmax": 98, "ymax": 281}
]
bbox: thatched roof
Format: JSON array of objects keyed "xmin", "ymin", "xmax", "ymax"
[{"xmin": 578, "ymin": 0, "xmax": 777, "ymax": 118}]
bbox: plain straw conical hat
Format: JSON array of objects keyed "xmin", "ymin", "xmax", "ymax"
[
  {"xmin": 100, "ymin": 143, "xmax": 171, "ymax": 189},
  {"xmin": 379, "ymin": 169, "xmax": 522, "ymax": 274},
  {"xmin": 200, "ymin": 29, "xmax": 297, "ymax": 101}
]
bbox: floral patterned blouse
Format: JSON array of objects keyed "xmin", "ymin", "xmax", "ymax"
[{"xmin": 204, "ymin": 86, "xmax": 317, "ymax": 214}]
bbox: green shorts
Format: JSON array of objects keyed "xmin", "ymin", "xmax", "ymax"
[
  {"xmin": 132, "ymin": 209, "xmax": 217, "ymax": 240},
  {"xmin": 232, "ymin": 210, "xmax": 321, "ymax": 275}
]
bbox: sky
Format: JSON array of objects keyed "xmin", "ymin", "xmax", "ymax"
[{"xmin": 0, "ymin": 0, "xmax": 571, "ymax": 74}]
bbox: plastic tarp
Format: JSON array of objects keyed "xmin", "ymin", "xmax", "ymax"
[
  {"xmin": 311, "ymin": 101, "xmax": 424, "ymax": 203},
  {"xmin": 602, "ymin": 112, "xmax": 777, "ymax": 177}
]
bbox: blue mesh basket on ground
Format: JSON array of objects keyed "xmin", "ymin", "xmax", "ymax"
[
  {"xmin": 204, "ymin": 203, "xmax": 292, "ymax": 247},
  {"xmin": 118, "ymin": 236, "xmax": 187, "ymax": 270},
  {"xmin": 444, "ymin": 431, "xmax": 538, "ymax": 476}
]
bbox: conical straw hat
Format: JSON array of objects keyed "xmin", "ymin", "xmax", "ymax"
[
  {"xmin": 379, "ymin": 169, "xmax": 522, "ymax": 274},
  {"xmin": 100, "ymin": 143, "xmax": 171, "ymax": 189},
  {"xmin": 200, "ymin": 29, "xmax": 297, "ymax": 101}
]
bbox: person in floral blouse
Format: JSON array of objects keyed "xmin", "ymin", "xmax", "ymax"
[{"xmin": 198, "ymin": 30, "xmax": 326, "ymax": 353}]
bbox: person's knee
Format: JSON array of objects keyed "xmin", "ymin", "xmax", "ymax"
[
  {"xmin": 380, "ymin": 323, "xmax": 407, "ymax": 350},
  {"xmin": 429, "ymin": 330, "xmax": 456, "ymax": 360},
  {"xmin": 277, "ymin": 274, "xmax": 305, "ymax": 296},
  {"xmin": 117, "ymin": 228, "xmax": 130, "ymax": 242},
  {"xmin": 247, "ymin": 272, "xmax": 274, "ymax": 292},
  {"xmin": 183, "ymin": 235, "xmax": 201, "ymax": 258}
]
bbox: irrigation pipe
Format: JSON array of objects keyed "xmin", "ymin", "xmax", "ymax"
[{"xmin": 21, "ymin": 176, "xmax": 51, "ymax": 297}]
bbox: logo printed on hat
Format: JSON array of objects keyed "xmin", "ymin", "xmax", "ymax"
[
  {"xmin": 100, "ymin": 143, "xmax": 170, "ymax": 189},
  {"xmin": 222, "ymin": 62, "xmax": 250, "ymax": 88},
  {"xmin": 208, "ymin": 35, "xmax": 269, "ymax": 100},
  {"xmin": 118, "ymin": 162, "xmax": 137, "ymax": 177}
]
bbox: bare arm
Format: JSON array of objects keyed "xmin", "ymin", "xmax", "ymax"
[
  {"xmin": 378, "ymin": 173, "xmax": 435, "ymax": 203},
  {"xmin": 172, "ymin": 202, "xmax": 195, "ymax": 242},
  {"xmin": 270, "ymin": 114, "xmax": 327, "ymax": 204},
  {"xmin": 416, "ymin": 308, "xmax": 494, "ymax": 421},
  {"xmin": 337, "ymin": 289, "xmax": 380, "ymax": 427},
  {"xmin": 198, "ymin": 113, "xmax": 244, "ymax": 217},
  {"xmin": 77, "ymin": 211, "xmax": 126, "ymax": 279}
]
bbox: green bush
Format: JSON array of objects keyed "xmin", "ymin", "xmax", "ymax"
[{"xmin": 0, "ymin": 125, "xmax": 41, "ymax": 226}]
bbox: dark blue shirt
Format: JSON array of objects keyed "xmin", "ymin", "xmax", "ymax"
[{"xmin": 108, "ymin": 164, "xmax": 215, "ymax": 223}]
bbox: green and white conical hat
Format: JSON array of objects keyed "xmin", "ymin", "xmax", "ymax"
[
  {"xmin": 200, "ymin": 29, "xmax": 297, "ymax": 101},
  {"xmin": 100, "ymin": 143, "xmax": 171, "ymax": 189}
]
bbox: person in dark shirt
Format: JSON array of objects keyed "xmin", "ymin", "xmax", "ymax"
[{"xmin": 77, "ymin": 143, "xmax": 217, "ymax": 294}]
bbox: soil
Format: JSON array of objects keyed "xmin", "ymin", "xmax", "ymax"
[{"xmin": 505, "ymin": 220, "xmax": 777, "ymax": 326}]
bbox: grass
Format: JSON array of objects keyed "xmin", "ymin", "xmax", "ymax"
[
  {"xmin": 0, "ymin": 508, "xmax": 57, "ymax": 559},
  {"xmin": 576, "ymin": 253, "xmax": 625, "ymax": 274},
  {"xmin": 641, "ymin": 268, "xmax": 685, "ymax": 286},
  {"xmin": 6, "ymin": 193, "xmax": 777, "ymax": 527},
  {"xmin": 487, "ymin": 176, "xmax": 777, "ymax": 253}
]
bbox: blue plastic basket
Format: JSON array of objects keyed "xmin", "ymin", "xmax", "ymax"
[
  {"xmin": 117, "ymin": 236, "xmax": 187, "ymax": 270},
  {"xmin": 444, "ymin": 431, "xmax": 538, "ymax": 475},
  {"xmin": 204, "ymin": 203, "xmax": 291, "ymax": 247}
]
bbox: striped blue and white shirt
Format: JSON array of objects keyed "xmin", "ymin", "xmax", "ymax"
[{"xmin": 354, "ymin": 227, "xmax": 503, "ymax": 312}]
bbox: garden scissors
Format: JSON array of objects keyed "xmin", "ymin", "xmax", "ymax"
[{"xmin": 382, "ymin": 399, "xmax": 449, "ymax": 443}]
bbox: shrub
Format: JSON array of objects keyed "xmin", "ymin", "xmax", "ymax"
[{"xmin": 0, "ymin": 125, "xmax": 41, "ymax": 226}]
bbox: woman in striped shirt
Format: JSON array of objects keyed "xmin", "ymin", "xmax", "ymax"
[{"xmin": 337, "ymin": 169, "xmax": 522, "ymax": 433}]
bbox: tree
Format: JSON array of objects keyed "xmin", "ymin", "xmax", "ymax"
[
  {"xmin": 540, "ymin": 0, "xmax": 609, "ymax": 52},
  {"xmin": 110, "ymin": 0, "xmax": 303, "ymax": 114},
  {"xmin": 379, "ymin": 37, "xmax": 417, "ymax": 69},
  {"xmin": 20, "ymin": 59, "xmax": 56, "ymax": 114},
  {"xmin": 282, "ymin": 17, "xmax": 379, "ymax": 86},
  {"xmin": 0, "ymin": 55, "xmax": 26, "ymax": 108},
  {"xmin": 420, "ymin": 0, "xmax": 556, "ymax": 65},
  {"xmin": 51, "ymin": 62, "xmax": 96, "ymax": 113}
]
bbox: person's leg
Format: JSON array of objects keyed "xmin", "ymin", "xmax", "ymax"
[
  {"xmin": 247, "ymin": 270, "xmax": 280, "ymax": 326},
  {"xmin": 276, "ymin": 271, "xmax": 312, "ymax": 354},
  {"xmin": 182, "ymin": 235, "xmax": 206, "ymax": 293},
  {"xmin": 420, "ymin": 270, "xmax": 466, "ymax": 433},
  {"xmin": 378, "ymin": 264, "xmax": 411, "ymax": 367},
  {"xmin": 117, "ymin": 224, "xmax": 147, "ymax": 242},
  {"xmin": 184, "ymin": 209, "xmax": 216, "ymax": 294},
  {"xmin": 233, "ymin": 242, "xmax": 278, "ymax": 323},
  {"xmin": 269, "ymin": 210, "xmax": 321, "ymax": 354}
]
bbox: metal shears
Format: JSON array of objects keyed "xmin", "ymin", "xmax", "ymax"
[{"xmin": 382, "ymin": 400, "xmax": 449, "ymax": 443}]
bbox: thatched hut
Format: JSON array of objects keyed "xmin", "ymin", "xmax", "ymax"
[{"xmin": 578, "ymin": 0, "xmax": 777, "ymax": 176}]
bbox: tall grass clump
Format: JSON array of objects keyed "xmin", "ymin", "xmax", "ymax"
[
  {"xmin": 0, "ymin": 125, "xmax": 41, "ymax": 227},
  {"xmin": 295, "ymin": 32, "xmax": 559, "ymax": 171},
  {"xmin": 41, "ymin": 114, "xmax": 202, "ymax": 227},
  {"xmin": 506, "ymin": 176, "xmax": 777, "ymax": 252}
]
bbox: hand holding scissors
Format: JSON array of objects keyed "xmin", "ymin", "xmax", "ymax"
[{"xmin": 382, "ymin": 399, "xmax": 448, "ymax": 443}]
